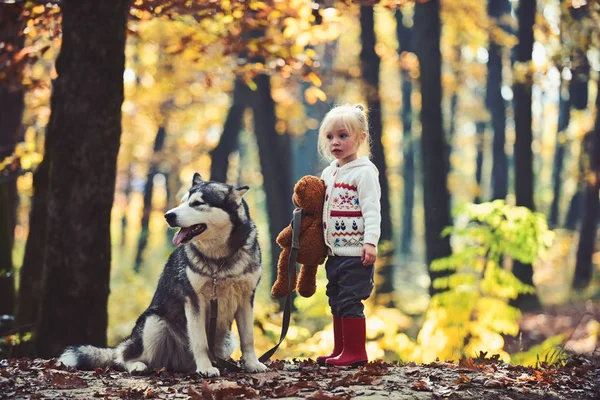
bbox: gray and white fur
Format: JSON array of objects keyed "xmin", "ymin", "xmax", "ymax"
[{"xmin": 58, "ymin": 173, "xmax": 267, "ymax": 377}]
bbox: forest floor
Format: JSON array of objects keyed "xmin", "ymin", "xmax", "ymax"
[{"xmin": 1, "ymin": 301, "xmax": 599, "ymax": 400}]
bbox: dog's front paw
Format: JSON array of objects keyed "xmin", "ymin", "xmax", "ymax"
[
  {"xmin": 243, "ymin": 359, "xmax": 268, "ymax": 373},
  {"xmin": 196, "ymin": 366, "xmax": 220, "ymax": 377},
  {"xmin": 196, "ymin": 359, "xmax": 220, "ymax": 377}
]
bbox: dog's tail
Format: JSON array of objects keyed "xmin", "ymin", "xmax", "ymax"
[{"xmin": 58, "ymin": 345, "xmax": 120, "ymax": 370}]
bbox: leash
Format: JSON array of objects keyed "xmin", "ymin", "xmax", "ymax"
[
  {"xmin": 258, "ymin": 208, "xmax": 302, "ymax": 363},
  {"xmin": 208, "ymin": 276, "xmax": 243, "ymax": 372},
  {"xmin": 207, "ymin": 208, "xmax": 302, "ymax": 370}
]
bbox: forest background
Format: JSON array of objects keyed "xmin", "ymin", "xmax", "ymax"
[{"xmin": 0, "ymin": 0, "xmax": 599, "ymax": 369}]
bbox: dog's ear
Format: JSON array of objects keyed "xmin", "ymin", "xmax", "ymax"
[
  {"xmin": 192, "ymin": 173, "xmax": 203, "ymax": 186},
  {"xmin": 232, "ymin": 186, "xmax": 249, "ymax": 205}
]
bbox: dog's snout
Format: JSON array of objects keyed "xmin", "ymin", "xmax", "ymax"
[{"xmin": 165, "ymin": 212, "xmax": 177, "ymax": 226}]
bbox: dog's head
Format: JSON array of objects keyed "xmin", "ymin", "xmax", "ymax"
[{"xmin": 165, "ymin": 173, "xmax": 249, "ymax": 246}]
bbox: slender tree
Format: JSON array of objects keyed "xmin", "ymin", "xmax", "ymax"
[
  {"xmin": 293, "ymin": 41, "xmax": 335, "ymax": 181},
  {"xmin": 35, "ymin": 0, "xmax": 129, "ymax": 357},
  {"xmin": 395, "ymin": 7, "xmax": 415, "ymax": 257},
  {"xmin": 572, "ymin": 79, "xmax": 600, "ymax": 289},
  {"xmin": 548, "ymin": 79, "xmax": 571, "ymax": 227},
  {"xmin": 0, "ymin": 2, "xmax": 25, "ymax": 330},
  {"xmin": 134, "ymin": 126, "xmax": 167, "ymax": 272},
  {"xmin": 512, "ymin": 0, "xmax": 541, "ymax": 311},
  {"xmin": 14, "ymin": 160, "xmax": 49, "ymax": 357},
  {"xmin": 549, "ymin": 2, "xmax": 589, "ymax": 227},
  {"xmin": 208, "ymin": 58, "xmax": 292, "ymax": 290},
  {"xmin": 120, "ymin": 164, "xmax": 133, "ymax": 246},
  {"xmin": 250, "ymin": 73, "xmax": 293, "ymax": 284},
  {"xmin": 474, "ymin": 121, "xmax": 486, "ymax": 203},
  {"xmin": 209, "ymin": 78, "xmax": 250, "ymax": 183},
  {"xmin": 208, "ymin": 67, "xmax": 292, "ymax": 286},
  {"xmin": 359, "ymin": 5, "xmax": 394, "ymax": 303},
  {"xmin": 293, "ymin": 4, "xmax": 334, "ymax": 181},
  {"xmin": 414, "ymin": 0, "xmax": 453, "ymax": 296},
  {"xmin": 487, "ymin": 0, "xmax": 511, "ymax": 201}
]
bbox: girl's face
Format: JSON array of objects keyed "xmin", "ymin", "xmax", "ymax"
[{"xmin": 326, "ymin": 123, "xmax": 363, "ymax": 166}]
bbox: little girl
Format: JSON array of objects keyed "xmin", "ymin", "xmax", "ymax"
[{"xmin": 316, "ymin": 104, "xmax": 381, "ymax": 367}]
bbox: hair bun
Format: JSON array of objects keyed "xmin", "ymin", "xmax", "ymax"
[{"xmin": 354, "ymin": 104, "xmax": 365, "ymax": 112}]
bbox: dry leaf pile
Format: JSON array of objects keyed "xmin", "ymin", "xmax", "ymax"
[{"xmin": 1, "ymin": 355, "xmax": 599, "ymax": 399}]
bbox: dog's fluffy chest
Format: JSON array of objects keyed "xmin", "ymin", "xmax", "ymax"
[{"xmin": 186, "ymin": 268, "xmax": 260, "ymax": 303}]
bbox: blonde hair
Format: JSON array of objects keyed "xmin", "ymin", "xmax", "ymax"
[{"xmin": 317, "ymin": 103, "xmax": 371, "ymax": 161}]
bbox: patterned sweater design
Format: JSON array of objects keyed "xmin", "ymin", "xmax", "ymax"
[{"xmin": 321, "ymin": 157, "xmax": 381, "ymax": 257}]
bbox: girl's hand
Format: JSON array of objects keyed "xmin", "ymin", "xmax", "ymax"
[{"xmin": 361, "ymin": 243, "xmax": 377, "ymax": 266}]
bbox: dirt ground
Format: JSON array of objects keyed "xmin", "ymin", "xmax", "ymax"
[
  {"xmin": 1, "ymin": 354, "xmax": 599, "ymax": 400},
  {"xmin": 2, "ymin": 301, "xmax": 600, "ymax": 399}
]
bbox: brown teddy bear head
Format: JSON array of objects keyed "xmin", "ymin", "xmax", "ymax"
[{"xmin": 292, "ymin": 175, "xmax": 325, "ymax": 213}]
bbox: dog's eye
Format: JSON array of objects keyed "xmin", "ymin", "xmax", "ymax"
[{"xmin": 190, "ymin": 201, "xmax": 205, "ymax": 207}]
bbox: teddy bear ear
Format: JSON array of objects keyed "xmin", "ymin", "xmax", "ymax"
[{"xmin": 294, "ymin": 176, "xmax": 308, "ymax": 193}]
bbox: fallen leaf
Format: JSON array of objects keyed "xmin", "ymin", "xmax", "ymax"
[
  {"xmin": 355, "ymin": 375, "xmax": 382, "ymax": 385},
  {"xmin": 484, "ymin": 379, "xmax": 505, "ymax": 388},
  {"xmin": 271, "ymin": 383, "xmax": 300, "ymax": 398},
  {"xmin": 434, "ymin": 386, "xmax": 454, "ymax": 396},
  {"xmin": 411, "ymin": 379, "xmax": 432, "ymax": 391},
  {"xmin": 453, "ymin": 374, "xmax": 471, "ymax": 384},
  {"xmin": 189, "ymin": 381, "xmax": 212, "ymax": 400},
  {"xmin": 296, "ymin": 379, "xmax": 319, "ymax": 388},
  {"xmin": 306, "ymin": 389, "xmax": 349, "ymax": 400},
  {"xmin": 328, "ymin": 375, "xmax": 354, "ymax": 389},
  {"xmin": 458, "ymin": 358, "xmax": 480, "ymax": 372},
  {"xmin": 49, "ymin": 372, "xmax": 88, "ymax": 389}
]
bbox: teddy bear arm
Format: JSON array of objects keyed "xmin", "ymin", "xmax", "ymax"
[{"xmin": 276, "ymin": 227, "xmax": 293, "ymax": 247}]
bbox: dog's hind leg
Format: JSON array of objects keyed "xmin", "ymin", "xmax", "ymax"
[
  {"xmin": 184, "ymin": 298, "xmax": 220, "ymax": 377},
  {"xmin": 116, "ymin": 337, "xmax": 148, "ymax": 374},
  {"xmin": 117, "ymin": 315, "xmax": 171, "ymax": 374}
]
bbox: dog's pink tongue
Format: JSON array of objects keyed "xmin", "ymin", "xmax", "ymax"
[{"xmin": 172, "ymin": 227, "xmax": 191, "ymax": 246}]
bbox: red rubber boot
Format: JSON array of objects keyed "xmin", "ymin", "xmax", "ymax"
[
  {"xmin": 326, "ymin": 317, "xmax": 367, "ymax": 367},
  {"xmin": 316, "ymin": 316, "xmax": 343, "ymax": 366}
]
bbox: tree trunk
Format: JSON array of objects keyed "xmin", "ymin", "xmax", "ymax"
[
  {"xmin": 565, "ymin": 133, "xmax": 588, "ymax": 231},
  {"xmin": 549, "ymin": 2, "xmax": 588, "ymax": 227},
  {"xmin": 511, "ymin": 0, "xmax": 541, "ymax": 311},
  {"xmin": 474, "ymin": 122, "xmax": 486, "ymax": 203},
  {"xmin": 134, "ymin": 126, "xmax": 167, "ymax": 272},
  {"xmin": 487, "ymin": 0, "xmax": 511, "ymax": 201},
  {"xmin": 294, "ymin": 41, "xmax": 335, "ymax": 181},
  {"xmin": 549, "ymin": 79, "xmax": 570, "ymax": 227},
  {"xmin": 250, "ymin": 74, "xmax": 293, "ymax": 287},
  {"xmin": 414, "ymin": 0, "xmax": 453, "ymax": 296},
  {"xmin": 572, "ymin": 79, "xmax": 600, "ymax": 289},
  {"xmin": 35, "ymin": 0, "xmax": 129, "ymax": 358},
  {"xmin": 565, "ymin": 190, "xmax": 584, "ymax": 230},
  {"xmin": 120, "ymin": 165, "xmax": 133, "ymax": 246},
  {"xmin": 209, "ymin": 78, "xmax": 250, "ymax": 183},
  {"xmin": 569, "ymin": 50, "xmax": 590, "ymax": 111},
  {"xmin": 396, "ymin": 7, "xmax": 415, "ymax": 258},
  {"xmin": 0, "ymin": 2, "xmax": 25, "ymax": 331},
  {"xmin": 447, "ymin": 89, "xmax": 459, "ymax": 167},
  {"xmin": 14, "ymin": 159, "xmax": 49, "ymax": 357},
  {"xmin": 0, "ymin": 184, "xmax": 15, "ymax": 325},
  {"xmin": 360, "ymin": 5, "xmax": 394, "ymax": 303}
]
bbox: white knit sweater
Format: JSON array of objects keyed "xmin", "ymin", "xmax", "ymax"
[{"xmin": 320, "ymin": 156, "xmax": 381, "ymax": 256}]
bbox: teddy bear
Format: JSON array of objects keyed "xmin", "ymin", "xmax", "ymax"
[{"xmin": 271, "ymin": 175, "xmax": 327, "ymax": 298}]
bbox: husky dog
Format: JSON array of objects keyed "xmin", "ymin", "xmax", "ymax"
[{"xmin": 58, "ymin": 173, "xmax": 268, "ymax": 377}]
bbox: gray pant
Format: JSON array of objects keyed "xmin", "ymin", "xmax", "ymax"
[{"xmin": 325, "ymin": 256, "xmax": 374, "ymax": 318}]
